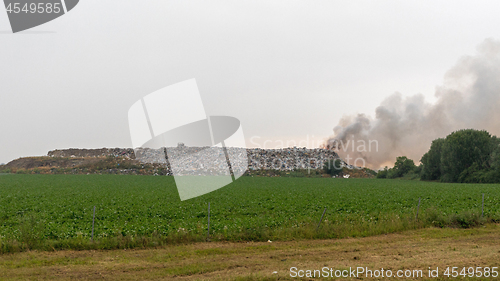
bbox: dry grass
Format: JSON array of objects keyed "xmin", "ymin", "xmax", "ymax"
[{"xmin": 1, "ymin": 224, "xmax": 499, "ymax": 280}]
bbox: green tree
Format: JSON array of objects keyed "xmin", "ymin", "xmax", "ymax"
[
  {"xmin": 324, "ymin": 158, "xmax": 343, "ymax": 176},
  {"xmin": 440, "ymin": 129, "xmax": 493, "ymax": 183},
  {"xmin": 387, "ymin": 156, "xmax": 416, "ymax": 178},
  {"xmin": 420, "ymin": 138, "xmax": 445, "ymax": 181},
  {"xmin": 475, "ymin": 136, "xmax": 500, "ymax": 183}
]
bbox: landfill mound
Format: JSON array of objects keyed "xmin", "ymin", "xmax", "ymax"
[{"xmin": 2, "ymin": 147, "xmax": 375, "ymax": 178}]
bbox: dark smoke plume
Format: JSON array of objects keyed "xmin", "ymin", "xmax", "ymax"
[{"xmin": 326, "ymin": 38, "xmax": 500, "ymax": 169}]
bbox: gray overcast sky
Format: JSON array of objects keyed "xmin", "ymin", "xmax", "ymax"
[{"xmin": 1, "ymin": 0, "xmax": 500, "ymax": 164}]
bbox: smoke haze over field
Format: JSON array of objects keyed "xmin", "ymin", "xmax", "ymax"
[{"xmin": 327, "ymin": 39, "xmax": 500, "ymax": 169}]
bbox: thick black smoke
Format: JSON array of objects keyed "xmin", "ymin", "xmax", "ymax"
[{"xmin": 326, "ymin": 39, "xmax": 500, "ymax": 169}]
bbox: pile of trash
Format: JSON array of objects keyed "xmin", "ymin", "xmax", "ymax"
[{"xmin": 47, "ymin": 146, "xmax": 342, "ymax": 172}]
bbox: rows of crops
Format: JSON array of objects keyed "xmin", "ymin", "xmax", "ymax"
[{"xmin": 1, "ymin": 174, "xmax": 500, "ymax": 243}]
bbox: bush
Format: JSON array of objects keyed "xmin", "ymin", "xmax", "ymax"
[
  {"xmin": 401, "ymin": 171, "xmax": 420, "ymax": 180},
  {"xmin": 424, "ymin": 208, "xmax": 485, "ymax": 229},
  {"xmin": 376, "ymin": 167, "xmax": 389, "ymax": 178},
  {"xmin": 0, "ymin": 166, "xmax": 11, "ymax": 173},
  {"xmin": 324, "ymin": 159, "xmax": 343, "ymax": 176},
  {"xmin": 449, "ymin": 212, "xmax": 485, "ymax": 228},
  {"xmin": 424, "ymin": 208, "xmax": 449, "ymax": 228}
]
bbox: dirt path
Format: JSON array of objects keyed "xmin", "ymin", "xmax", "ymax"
[{"xmin": 1, "ymin": 225, "xmax": 500, "ymax": 280}]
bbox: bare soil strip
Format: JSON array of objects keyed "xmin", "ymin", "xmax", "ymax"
[{"xmin": 1, "ymin": 225, "xmax": 499, "ymax": 280}]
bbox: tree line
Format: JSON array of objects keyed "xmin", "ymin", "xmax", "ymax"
[{"xmin": 376, "ymin": 129, "xmax": 500, "ymax": 183}]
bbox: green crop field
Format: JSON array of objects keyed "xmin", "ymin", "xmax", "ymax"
[{"xmin": 1, "ymin": 174, "xmax": 500, "ymax": 253}]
